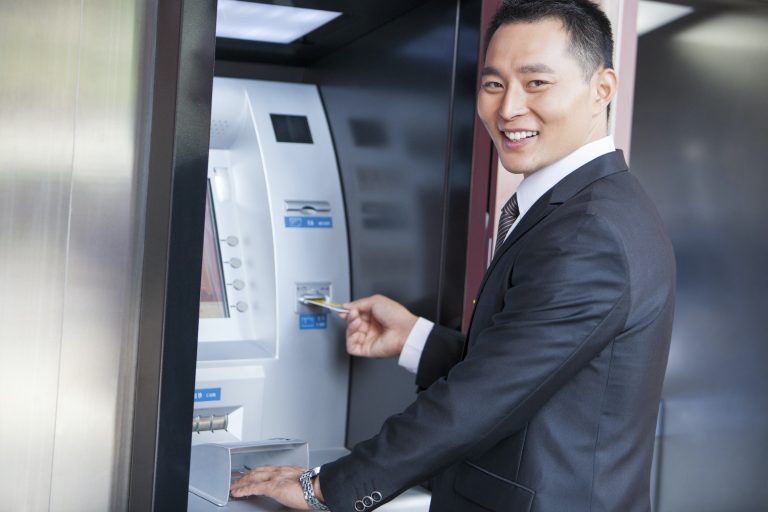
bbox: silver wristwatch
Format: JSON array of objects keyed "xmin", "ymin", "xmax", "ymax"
[{"xmin": 299, "ymin": 466, "xmax": 330, "ymax": 510}]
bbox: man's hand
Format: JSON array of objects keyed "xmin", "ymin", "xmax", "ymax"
[
  {"xmin": 340, "ymin": 294, "xmax": 418, "ymax": 358},
  {"xmin": 230, "ymin": 465, "xmax": 324, "ymax": 509}
]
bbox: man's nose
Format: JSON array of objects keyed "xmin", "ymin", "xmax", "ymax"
[{"xmin": 499, "ymin": 85, "xmax": 528, "ymax": 120}]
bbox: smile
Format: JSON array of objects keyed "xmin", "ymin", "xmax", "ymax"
[{"xmin": 504, "ymin": 130, "xmax": 539, "ymax": 142}]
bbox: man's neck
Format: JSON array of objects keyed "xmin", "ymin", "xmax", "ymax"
[
  {"xmin": 511, "ymin": 136, "xmax": 616, "ymax": 224},
  {"xmin": 523, "ymin": 135, "xmax": 616, "ymax": 182}
]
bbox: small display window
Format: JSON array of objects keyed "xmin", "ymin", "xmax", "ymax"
[{"xmin": 270, "ymin": 114, "xmax": 313, "ymax": 144}]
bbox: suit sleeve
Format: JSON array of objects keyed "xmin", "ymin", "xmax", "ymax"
[
  {"xmin": 414, "ymin": 324, "xmax": 465, "ymax": 389},
  {"xmin": 320, "ymin": 212, "xmax": 631, "ymax": 512}
]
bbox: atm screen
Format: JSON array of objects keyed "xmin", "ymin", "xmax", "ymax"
[
  {"xmin": 270, "ymin": 114, "xmax": 313, "ymax": 144},
  {"xmin": 199, "ymin": 183, "xmax": 229, "ymax": 318}
]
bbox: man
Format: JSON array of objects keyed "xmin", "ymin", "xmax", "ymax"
[{"xmin": 230, "ymin": 1, "xmax": 675, "ymax": 510}]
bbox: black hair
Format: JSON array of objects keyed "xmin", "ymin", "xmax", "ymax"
[{"xmin": 486, "ymin": 0, "xmax": 614, "ymax": 80}]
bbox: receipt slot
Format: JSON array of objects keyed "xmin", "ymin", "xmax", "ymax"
[
  {"xmin": 189, "ymin": 78, "xmax": 430, "ymax": 511},
  {"xmin": 190, "ymin": 440, "xmax": 308, "ymax": 507}
]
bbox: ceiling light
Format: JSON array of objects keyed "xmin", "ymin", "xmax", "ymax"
[
  {"xmin": 637, "ymin": 0, "xmax": 694, "ymax": 36},
  {"xmin": 674, "ymin": 12, "xmax": 768, "ymax": 50},
  {"xmin": 216, "ymin": 0, "xmax": 342, "ymax": 44}
]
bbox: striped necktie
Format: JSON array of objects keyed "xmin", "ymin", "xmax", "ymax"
[{"xmin": 494, "ymin": 193, "xmax": 519, "ymax": 254}]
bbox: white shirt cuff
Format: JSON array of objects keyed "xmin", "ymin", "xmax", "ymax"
[{"xmin": 397, "ymin": 317, "xmax": 434, "ymax": 374}]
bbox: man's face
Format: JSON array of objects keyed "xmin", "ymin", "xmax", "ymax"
[{"xmin": 477, "ymin": 18, "xmax": 611, "ymax": 175}]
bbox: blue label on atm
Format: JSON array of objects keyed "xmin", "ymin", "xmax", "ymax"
[
  {"xmin": 299, "ymin": 313, "xmax": 327, "ymax": 330},
  {"xmin": 193, "ymin": 388, "xmax": 221, "ymax": 402},
  {"xmin": 284, "ymin": 216, "xmax": 333, "ymax": 228}
]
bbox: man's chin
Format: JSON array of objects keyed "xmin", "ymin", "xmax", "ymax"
[{"xmin": 499, "ymin": 160, "xmax": 537, "ymax": 176}]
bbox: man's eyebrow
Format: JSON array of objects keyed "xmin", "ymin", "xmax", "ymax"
[
  {"xmin": 517, "ymin": 63, "xmax": 555, "ymax": 74},
  {"xmin": 480, "ymin": 66, "xmax": 502, "ymax": 77},
  {"xmin": 480, "ymin": 63, "xmax": 556, "ymax": 76}
]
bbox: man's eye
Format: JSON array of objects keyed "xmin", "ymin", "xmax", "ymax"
[
  {"xmin": 482, "ymin": 81, "xmax": 503, "ymax": 90},
  {"xmin": 528, "ymin": 80, "xmax": 547, "ymax": 88}
]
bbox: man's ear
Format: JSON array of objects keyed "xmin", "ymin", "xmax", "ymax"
[{"xmin": 593, "ymin": 67, "xmax": 618, "ymax": 116}]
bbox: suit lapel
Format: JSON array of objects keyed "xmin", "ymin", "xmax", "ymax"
[
  {"xmin": 467, "ymin": 150, "xmax": 630, "ymax": 333},
  {"xmin": 547, "ymin": 149, "xmax": 628, "ymax": 204},
  {"xmin": 476, "ymin": 196, "xmax": 556, "ymax": 294}
]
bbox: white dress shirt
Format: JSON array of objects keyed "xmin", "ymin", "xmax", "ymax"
[{"xmin": 397, "ymin": 136, "xmax": 617, "ymax": 374}]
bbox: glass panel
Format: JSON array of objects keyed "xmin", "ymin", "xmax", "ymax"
[{"xmin": 199, "ymin": 183, "xmax": 229, "ymax": 318}]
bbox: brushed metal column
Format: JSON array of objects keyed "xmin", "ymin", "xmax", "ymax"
[
  {"xmin": 0, "ymin": 0, "xmax": 198, "ymax": 510},
  {"xmin": 0, "ymin": 0, "xmax": 215, "ymax": 512}
]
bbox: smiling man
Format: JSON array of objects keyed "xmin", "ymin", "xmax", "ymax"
[
  {"xmin": 230, "ymin": 1, "xmax": 675, "ymax": 511},
  {"xmin": 478, "ymin": 16, "xmax": 615, "ymax": 175}
]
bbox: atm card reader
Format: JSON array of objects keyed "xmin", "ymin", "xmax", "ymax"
[
  {"xmin": 299, "ymin": 297, "xmax": 348, "ymax": 313},
  {"xmin": 295, "ymin": 282, "xmax": 332, "ymax": 313},
  {"xmin": 190, "ymin": 439, "xmax": 308, "ymax": 507},
  {"xmin": 284, "ymin": 200, "xmax": 331, "ymax": 217}
]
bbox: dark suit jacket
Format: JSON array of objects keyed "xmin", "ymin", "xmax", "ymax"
[{"xmin": 322, "ymin": 151, "xmax": 676, "ymax": 512}]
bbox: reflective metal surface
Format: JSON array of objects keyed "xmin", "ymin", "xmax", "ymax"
[
  {"xmin": 632, "ymin": 6, "xmax": 768, "ymax": 511},
  {"xmin": 0, "ymin": 0, "xmax": 151, "ymax": 509},
  {"xmin": 314, "ymin": 0, "xmax": 480, "ymax": 446}
]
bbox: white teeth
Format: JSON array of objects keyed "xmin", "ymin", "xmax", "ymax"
[{"xmin": 504, "ymin": 130, "xmax": 538, "ymax": 141}]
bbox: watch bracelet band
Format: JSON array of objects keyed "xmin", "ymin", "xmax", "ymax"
[{"xmin": 299, "ymin": 467, "xmax": 330, "ymax": 511}]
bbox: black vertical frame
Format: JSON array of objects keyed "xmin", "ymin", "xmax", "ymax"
[
  {"xmin": 436, "ymin": 0, "xmax": 482, "ymax": 329},
  {"xmin": 129, "ymin": 0, "xmax": 217, "ymax": 510}
]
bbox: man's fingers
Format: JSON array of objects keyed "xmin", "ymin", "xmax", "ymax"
[
  {"xmin": 233, "ymin": 471, "xmax": 271, "ymax": 486},
  {"xmin": 230, "ymin": 482, "xmax": 264, "ymax": 498},
  {"xmin": 230, "ymin": 467, "xmax": 277, "ymax": 492},
  {"xmin": 347, "ymin": 330, "xmax": 362, "ymax": 345},
  {"xmin": 231, "ymin": 466, "xmax": 302, "ymax": 485},
  {"xmin": 229, "ymin": 465, "xmax": 306, "ymax": 507},
  {"xmin": 346, "ymin": 314, "xmax": 371, "ymax": 340},
  {"xmin": 347, "ymin": 326, "xmax": 377, "ymax": 353},
  {"xmin": 230, "ymin": 477, "xmax": 268, "ymax": 498},
  {"xmin": 346, "ymin": 318, "xmax": 362, "ymax": 336},
  {"xmin": 343, "ymin": 307, "xmax": 359, "ymax": 322}
]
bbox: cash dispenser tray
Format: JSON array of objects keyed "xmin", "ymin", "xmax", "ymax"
[{"xmin": 189, "ymin": 439, "xmax": 308, "ymax": 507}]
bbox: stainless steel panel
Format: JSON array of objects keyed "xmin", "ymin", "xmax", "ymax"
[
  {"xmin": 632, "ymin": 7, "xmax": 768, "ymax": 511},
  {"xmin": 0, "ymin": 0, "xmax": 152, "ymax": 510},
  {"xmin": 0, "ymin": 2, "xmax": 78, "ymax": 507}
]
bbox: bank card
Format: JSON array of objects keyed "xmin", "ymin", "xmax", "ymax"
[{"xmin": 300, "ymin": 297, "xmax": 348, "ymax": 313}]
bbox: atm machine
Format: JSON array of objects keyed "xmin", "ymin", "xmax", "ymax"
[{"xmin": 186, "ymin": 78, "xmax": 431, "ymax": 511}]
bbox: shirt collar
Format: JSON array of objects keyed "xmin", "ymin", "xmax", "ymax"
[{"xmin": 515, "ymin": 136, "xmax": 616, "ymax": 219}]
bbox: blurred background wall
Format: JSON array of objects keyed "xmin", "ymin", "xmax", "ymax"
[{"xmin": 631, "ymin": 2, "xmax": 768, "ymax": 510}]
